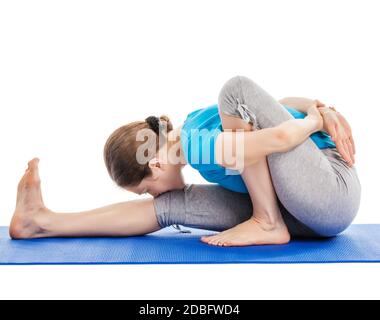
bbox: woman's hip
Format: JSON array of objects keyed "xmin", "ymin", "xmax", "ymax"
[{"xmin": 277, "ymin": 147, "xmax": 362, "ymax": 237}]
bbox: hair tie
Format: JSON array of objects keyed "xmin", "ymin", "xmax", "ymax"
[{"xmin": 145, "ymin": 116, "xmax": 161, "ymax": 135}]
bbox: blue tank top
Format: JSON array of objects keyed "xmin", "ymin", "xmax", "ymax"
[{"xmin": 181, "ymin": 104, "xmax": 336, "ymax": 194}]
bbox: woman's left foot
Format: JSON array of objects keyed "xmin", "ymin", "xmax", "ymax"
[
  {"xmin": 201, "ymin": 216, "xmax": 291, "ymax": 247},
  {"xmin": 9, "ymin": 158, "xmax": 53, "ymax": 239}
]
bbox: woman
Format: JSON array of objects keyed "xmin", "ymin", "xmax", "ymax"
[{"xmin": 9, "ymin": 76, "xmax": 361, "ymax": 247}]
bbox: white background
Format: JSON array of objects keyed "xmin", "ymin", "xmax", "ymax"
[{"xmin": 0, "ymin": 0, "xmax": 379, "ymax": 300}]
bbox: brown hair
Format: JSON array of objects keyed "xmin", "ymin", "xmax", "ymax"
[{"xmin": 104, "ymin": 115, "xmax": 173, "ymax": 187}]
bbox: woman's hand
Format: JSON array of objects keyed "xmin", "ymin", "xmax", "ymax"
[
  {"xmin": 305, "ymin": 105, "xmax": 324, "ymax": 132},
  {"xmin": 316, "ymin": 100, "xmax": 356, "ymax": 167}
]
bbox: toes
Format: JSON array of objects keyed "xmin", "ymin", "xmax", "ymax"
[
  {"xmin": 17, "ymin": 165, "xmax": 41, "ymax": 195},
  {"xmin": 203, "ymin": 237, "xmax": 216, "ymax": 245},
  {"xmin": 28, "ymin": 158, "xmax": 40, "ymax": 168},
  {"xmin": 202, "ymin": 236, "xmax": 219, "ymax": 246},
  {"xmin": 208, "ymin": 239, "xmax": 217, "ymax": 246},
  {"xmin": 222, "ymin": 242, "xmax": 234, "ymax": 247},
  {"xmin": 27, "ymin": 158, "xmax": 39, "ymax": 173},
  {"xmin": 201, "ymin": 235, "xmax": 215, "ymax": 244},
  {"xmin": 28, "ymin": 158, "xmax": 40, "ymax": 170},
  {"xmin": 208, "ymin": 233, "xmax": 230, "ymax": 246},
  {"xmin": 216, "ymin": 238, "xmax": 230, "ymax": 247},
  {"xmin": 206, "ymin": 237, "xmax": 216, "ymax": 244},
  {"xmin": 26, "ymin": 159, "xmax": 41, "ymax": 183},
  {"xmin": 201, "ymin": 233, "xmax": 236, "ymax": 247},
  {"xmin": 200, "ymin": 236, "xmax": 209, "ymax": 243},
  {"xmin": 209, "ymin": 238, "xmax": 222, "ymax": 246},
  {"xmin": 201, "ymin": 235, "xmax": 236, "ymax": 247},
  {"xmin": 201, "ymin": 233, "xmax": 219, "ymax": 242},
  {"xmin": 212, "ymin": 234, "xmax": 230, "ymax": 244}
]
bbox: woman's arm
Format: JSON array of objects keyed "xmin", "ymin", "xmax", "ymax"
[
  {"xmin": 216, "ymin": 106, "xmax": 323, "ymax": 169},
  {"xmin": 278, "ymin": 97, "xmax": 318, "ymax": 114},
  {"xmin": 281, "ymin": 97, "xmax": 356, "ymax": 166}
]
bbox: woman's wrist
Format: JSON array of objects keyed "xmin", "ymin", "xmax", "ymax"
[
  {"xmin": 305, "ymin": 105, "xmax": 324, "ymax": 132},
  {"xmin": 316, "ymin": 102, "xmax": 338, "ymax": 133},
  {"xmin": 318, "ymin": 106, "xmax": 335, "ymax": 115},
  {"xmin": 306, "ymin": 116, "xmax": 323, "ymax": 133},
  {"xmin": 315, "ymin": 99, "xmax": 338, "ymax": 115}
]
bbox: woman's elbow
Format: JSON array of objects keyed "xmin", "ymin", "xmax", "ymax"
[{"xmin": 273, "ymin": 128, "xmax": 293, "ymax": 152}]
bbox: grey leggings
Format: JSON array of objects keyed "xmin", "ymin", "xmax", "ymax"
[{"xmin": 154, "ymin": 75, "xmax": 362, "ymax": 238}]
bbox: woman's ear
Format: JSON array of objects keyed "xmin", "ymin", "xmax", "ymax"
[
  {"xmin": 148, "ymin": 158, "xmax": 162, "ymax": 180},
  {"xmin": 148, "ymin": 157, "xmax": 161, "ymax": 169}
]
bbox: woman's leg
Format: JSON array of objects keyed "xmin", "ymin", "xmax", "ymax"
[
  {"xmin": 201, "ymin": 113, "xmax": 291, "ymax": 246},
  {"xmin": 201, "ymin": 159, "xmax": 291, "ymax": 246},
  {"xmin": 9, "ymin": 158, "xmax": 283, "ymax": 240},
  {"xmin": 10, "ymin": 159, "xmax": 161, "ymax": 239},
  {"xmin": 213, "ymin": 75, "xmax": 362, "ymax": 237},
  {"xmin": 154, "ymin": 183, "xmax": 321, "ymax": 238},
  {"xmin": 10, "ymin": 159, "xmax": 324, "ymax": 240}
]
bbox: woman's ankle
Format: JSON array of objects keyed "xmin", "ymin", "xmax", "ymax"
[
  {"xmin": 32, "ymin": 209, "xmax": 56, "ymax": 237},
  {"xmin": 252, "ymin": 208, "xmax": 285, "ymax": 229}
]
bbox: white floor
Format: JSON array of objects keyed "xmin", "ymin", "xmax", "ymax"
[{"xmin": 1, "ymin": 264, "xmax": 379, "ymax": 300}]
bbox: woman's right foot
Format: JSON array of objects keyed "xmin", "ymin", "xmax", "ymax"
[
  {"xmin": 201, "ymin": 210, "xmax": 291, "ymax": 247},
  {"xmin": 9, "ymin": 158, "xmax": 53, "ymax": 239}
]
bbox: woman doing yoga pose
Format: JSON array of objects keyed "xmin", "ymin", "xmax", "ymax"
[{"xmin": 9, "ymin": 76, "xmax": 361, "ymax": 247}]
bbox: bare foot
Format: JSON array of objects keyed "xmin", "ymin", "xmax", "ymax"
[
  {"xmin": 9, "ymin": 158, "xmax": 53, "ymax": 239},
  {"xmin": 200, "ymin": 215, "xmax": 291, "ymax": 247}
]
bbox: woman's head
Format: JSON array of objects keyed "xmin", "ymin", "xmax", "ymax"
[{"xmin": 104, "ymin": 115, "xmax": 184, "ymax": 197}]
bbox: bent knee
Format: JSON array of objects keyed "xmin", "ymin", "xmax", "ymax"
[
  {"xmin": 218, "ymin": 75, "xmax": 256, "ymax": 102},
  {"xmin": 309, "ymin": 212, "xmax": 358, "ymax": 238}
]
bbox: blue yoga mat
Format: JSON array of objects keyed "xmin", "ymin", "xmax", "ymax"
[{"xmin": 1, "ymin": 224, "xmax": 380, "ymax": 265}]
